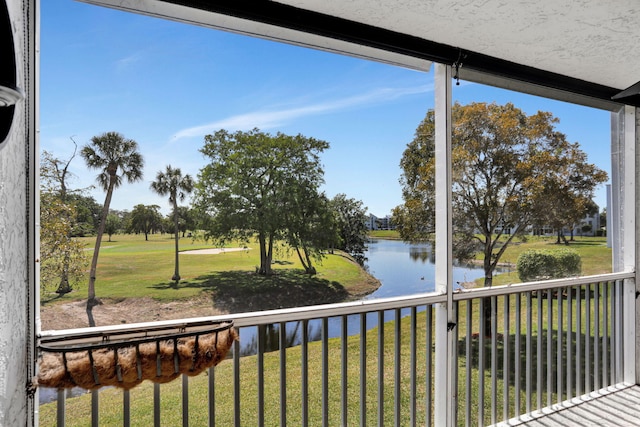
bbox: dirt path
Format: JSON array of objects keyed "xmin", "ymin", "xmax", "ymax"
[{"xmin": 40, "ymin": 295, "xmax": 223, "ymax": 330}]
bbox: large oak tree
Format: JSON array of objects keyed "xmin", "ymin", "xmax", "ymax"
[
  {"xmin": 393, "ymin": 102, "xmax": 607, "ymax": 286},
  {"xmin": 194, "ymin": 128, "xmax": 329, "ymax": 275}
]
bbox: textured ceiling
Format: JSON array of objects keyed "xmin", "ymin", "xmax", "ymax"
[{"xmin": 277, "ymin": 0, "xmax": 640, "ymax": 92}]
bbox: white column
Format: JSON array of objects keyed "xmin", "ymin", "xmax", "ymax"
[
  {"xmin": 0, "ymin": 0, "xmax": 37, "ymax": 425},
  {"xmin": 434, "ymin": 63, "xmax": 455, "ymax": 426},
  {"xmin": 611, "ymin": 105, "xmax": 637, "ymax": 385}
]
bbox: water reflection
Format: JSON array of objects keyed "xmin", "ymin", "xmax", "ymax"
[
  {"xmin": 365, "ymin": 239, "xmax": 486, "ymax": 298},
  {"xmin": 408, "ymin": 245, "xmax": 435, "ymax": 264},
  {"xmin": 240, "ymin": 322, "xmax": 322, "ymax": 356},
  {"xmin": 238, "ymin": 239, "xmax": 492, "ymax": 355}
]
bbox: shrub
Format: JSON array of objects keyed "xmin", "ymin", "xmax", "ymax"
[{"xmin": 516, "ymin": 248, "xmax": 582, "ymax": 282}]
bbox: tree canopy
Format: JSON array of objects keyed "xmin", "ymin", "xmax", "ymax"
[
  {"xmin": 194, "ymin": 128, "xmax": 329, "ymax": 275},
  {"xmin": 393, "ymin": 102, "xmax": 607, "ymax": 286},
  {"xmin": 40, "ymin": 148, "xmax": 89, "ymax": 295},
  {"xmin": 330, "ymin": 194, "xmax": 369, "ymax": 265},
  {"xmin": 127, "ymin": 204, "xmax": 163, "ymax": 240},
  {"xmin": 104, "ymin": 213, "xmax": 122, "ymax": 242}
]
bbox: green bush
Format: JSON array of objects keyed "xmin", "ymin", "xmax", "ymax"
[{"xmin": 516, "ymin": 248, "xmax": 582, "ymax": 282}]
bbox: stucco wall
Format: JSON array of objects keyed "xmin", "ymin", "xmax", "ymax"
[{"xmin": 0, "ymin": 0, "xmax": 34, "ymax": 425}]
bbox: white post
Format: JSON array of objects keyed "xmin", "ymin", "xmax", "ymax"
[
  {"xmin": 611, "ymin": 105, "xmax": 637, "ymax": 385},
  {"xmin": 0, "ymin": 0, "xmax": 37, "ymax": 425},
  {"xmin": 434, "ymin": 63, "xmax": 454, "ymax": 426}
]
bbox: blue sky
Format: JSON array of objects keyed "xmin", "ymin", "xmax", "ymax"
[{"xmin": 41, "ymin": 0, "xmax": 612, "ymax": 218}]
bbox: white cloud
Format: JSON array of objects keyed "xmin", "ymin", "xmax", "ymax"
[
  {"xmin": 171, "ymin": 84, "xmax": 433, "ymax": 141},
  {"xmin": 115, "ymin": 52, "xmax": 144, "ymax": 72}
]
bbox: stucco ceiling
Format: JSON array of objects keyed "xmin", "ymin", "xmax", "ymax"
[
  {"xmin": 277, "ymin": 0, "xmax": 640, "ymax": 92},
  {"xmin": 84, "ymin": 0, "xmax": 640, "ymax": 108}
]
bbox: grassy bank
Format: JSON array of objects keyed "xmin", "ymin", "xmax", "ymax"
[
  {"xmin": 476, "ymin": 235, "xmax": 611, "ymax": 286},
  {"xmin": 369, "ymin": 229, "xmax": 401, "ymax": 239},
  {"xmin": 43, "ymin": 234, "xmax": 380, "ymax": 304},
  {"xmin": 40, "ymin": 234, "xmax": 380, "ymax": 323}
]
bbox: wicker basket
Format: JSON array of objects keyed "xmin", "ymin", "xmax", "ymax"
[{"xmin": 37, "ymin": 320, "xmax": 237, "ymax": 390}]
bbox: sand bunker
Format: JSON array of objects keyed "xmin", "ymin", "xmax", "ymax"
[{"xmin": 181, "ymin": 247, "xmax": 250, "ymax": 255}]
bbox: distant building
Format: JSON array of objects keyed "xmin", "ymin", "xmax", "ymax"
[
  {"xmin": 571, "ymin": 208, "xmax": 600, "ymax": 237},
  {"xmin": 379, "ymin": 215, "xmax": 395, "ymax": 230},
  {"xmin": 367, "ymin": 213, "xmax": 379, "ymax": 230},
  {"xmin": 497, "ymin": 203, "xmax": 601, "ymax": 237},
  {"xmin": 367, "ymin": 213, "xmax": 395, "ymax": 230}
]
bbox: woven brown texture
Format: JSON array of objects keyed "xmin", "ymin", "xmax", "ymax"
[{"xmin": 36, "ymin": 328, "xmax": 237, "ymax": 390}]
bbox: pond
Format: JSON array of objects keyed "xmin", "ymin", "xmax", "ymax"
[
  {"xmin": 237, "ymin": 239, "xmax": 488, "ymax": 355},
  {"xmin": 364, "ymin": 239, "xmax": 486, "ymax": 298}
]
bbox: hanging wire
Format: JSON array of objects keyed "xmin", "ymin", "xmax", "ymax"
[{"xmin": 453, "ymin": 49, "xmax": 466, "ymax": 86}]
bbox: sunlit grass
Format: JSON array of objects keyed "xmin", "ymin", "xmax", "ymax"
[
  {"xmin": 39, "ymin": 287, "xmax": 610, "ymax": 426},
  {"xmin": 369, "ymin": 229, "xmax": 401, "ymax": 239},
  {"xmin": 476, "ymin": 236, "xmax": 611, "ymax": 286},
  {"xmin": 41, "ymin": 233, "xmax": 376, "ymax": 305}
]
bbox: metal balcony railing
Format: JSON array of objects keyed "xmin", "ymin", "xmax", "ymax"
[{"xmin": 37, "ymin": 271, "xmax": 634, "ymax": 426}]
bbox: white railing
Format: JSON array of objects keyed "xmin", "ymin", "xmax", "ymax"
[{"xmin": 37, "ymin": 271, "xmax": 634, "ymax": 426}]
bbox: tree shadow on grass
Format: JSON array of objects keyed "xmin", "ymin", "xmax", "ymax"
[
  {"xmin": 564, "ymin": 240, "xmax": 608, "ymax": 247},
  {"xmin": 149, "ymin": 269, "xmax": 348, "ymax": 313}
]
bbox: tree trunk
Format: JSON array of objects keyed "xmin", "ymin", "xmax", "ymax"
[
  {"xmin": 266, "ymin": 234, "xmax": 274, "ymax": 275},
  {"xmin": 86, "ymin": 176, "xmax": 115, "ymax": 326},
  {"xmin": 294, "ymin": 245, "xmax": 316, "ymax": 275},
  {"xmin": 258, "ymin": 233, "xmax": 273, "ymax": 275},
  {"xmin": 482, "ymin": 243, "xmax": 494, "ymax": 339},
  {"xmin": 295, "ymin": 246, "xmax": 310, "ymax": 272},
  {"xmin": 302, "ymin": 246, "xmax": 316, "ymax": 275},
  {"xmin": 556, "ymin": 231, "xmax": 569, "ymax": 245},
  {"xmin": 172, "ymin": 199, "xmax": 180, "ymax": 283},
  {"xmin": 56, "ymin": 205, "xmax": 73, "ymax": 295},
  {"xmin": 55, "ymin": 250, "xmax": 72, "ymax": 295},
  {"xmin": 482, "ymin": 277, "xmax": 494, "ymax": 340}
]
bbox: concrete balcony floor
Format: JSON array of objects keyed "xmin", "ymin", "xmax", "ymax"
[{"xmin": 511, "ymin": 384, "xmax": 640, "ymax": 427}]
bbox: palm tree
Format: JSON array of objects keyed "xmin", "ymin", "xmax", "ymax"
[
  {"xmin": 150, "ymin": 165, "xmax": 194, "ymax": 283},
  {"xmin": 81, "ymin": 132, "xmax": 143, "ymax": 326}
]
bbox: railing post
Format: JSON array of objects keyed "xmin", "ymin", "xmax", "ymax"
[{"xmin": 434, "ymin": 62, "xmax": 455, "ymax": 426}]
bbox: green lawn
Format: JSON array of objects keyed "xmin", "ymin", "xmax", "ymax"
[
  {"xmin": 369, "ymin": 229, "xmax": 402, "ymax": 239},
  {"xmin": 478, "ymin": 235, "xmax": 611, "ymax": 286},
  {"xmin": 41, "ymin": 233, "xmax": 378, "ymax": 306},
  {"xmin": 39, "ymin": 290, "xmax": 605, "ymax": 426}
]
